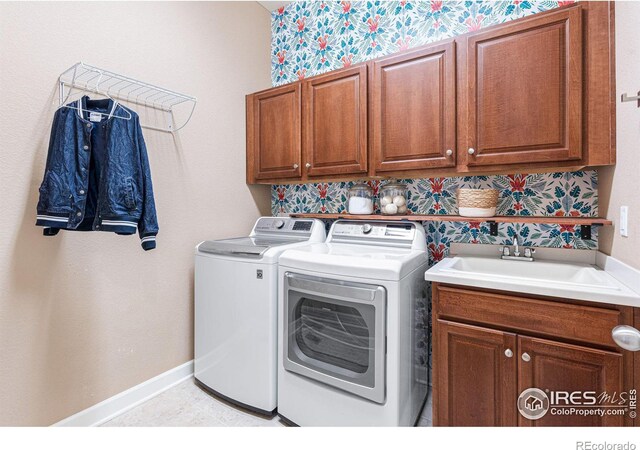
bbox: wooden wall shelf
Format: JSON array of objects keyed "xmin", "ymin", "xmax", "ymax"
[{"xmin": 289, "ymin": 213, "xmax": 612, "ymax": 226}]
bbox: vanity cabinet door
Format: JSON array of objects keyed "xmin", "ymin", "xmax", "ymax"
[
  {"xmin": 434, "ymin": 319, "xmax": 518, "ymax": 426},
  {"xmin": 302, "ymin": 65, "xmax": 368, "ymax": 177},
  {"xmin": 247, "ymin": 83, "xmax": 302, "ymax": 182},
  {"xmin": 459, "ymin": 5, "xmax": 583, "ymax": 167},
  {"xmin": 518, "ymin": 335, "xmax": 624, "ymax": 427},
  {"xmin": 371, "ymin": 40, "xmax": 456, "ymax": 173}
]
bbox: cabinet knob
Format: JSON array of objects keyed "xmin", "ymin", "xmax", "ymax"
[
  {"xmin": 445, "ymin": 149, "xmax": 453, "ymax": 157},
  {"xmin": 612, "ymin": 325, "xmax": 640, "ymax": 351},
  {"xmin": 293, "ymin": 163, "xmax": 299, "ymax": 169},
  {"xmin": 468, "ymin": 148, "xmax": 476, "ymax": 155},
  {"xmin": 521, "ymin": 352, "xmax": 531, "ymax": 362},
  {"xmin": 305, "ymin": 163, "xmax": 311, "ymax": 169},
  {"xmin": 504, "ymin": 349, "xmax": 513, "ymax": 358}
]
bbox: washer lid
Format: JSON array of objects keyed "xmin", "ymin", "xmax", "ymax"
[{"xmin": 197, "ymin": 236, "xmax": 307, "ymax": 258}]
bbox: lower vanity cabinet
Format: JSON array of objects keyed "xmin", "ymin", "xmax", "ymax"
[
  {"xmin": 435, "ymin": 320, "xmax": 518, "ymax": 426},
  {"xmin": 517, "ymin": 335, "xmax": 624, "ymax": 427},
  {"xmin": 432, "ymin": 284, "xmax": 635, "ymax": 427}
]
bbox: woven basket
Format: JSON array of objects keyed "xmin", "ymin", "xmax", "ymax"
[{"xmin": 457, "ymin": 189, "xmax": 498, "ymax": 217}]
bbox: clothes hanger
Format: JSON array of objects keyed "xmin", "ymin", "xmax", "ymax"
[{"xmin": 60, "ymin": 69, "xmax": 133, "ymax": 121}]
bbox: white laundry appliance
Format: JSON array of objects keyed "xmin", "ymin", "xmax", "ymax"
[
  {"xmin": 194, "ymin": 217, "xmax": 325, "ymax": 415},
  {"xmin": 277, "ymin": 220, "xmax": 430, "ymax": 426}
]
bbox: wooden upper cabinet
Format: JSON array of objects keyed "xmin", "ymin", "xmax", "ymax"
[
  {"xmin": 302, "ymin": 65, "xmax": 368, "ymax": 177},
  {"xmin": 434, "ymin": 319, "xmax": 517, "ymax": 426},
  {"xmin": 460, "ymin": 6, "xmax": 583, "ymax": 167},
  {"xmin": 518, "ymin": 335, "xmax": 624, "ymax": 427},
  {"xmin": 246, "ymin": 3, "xmax": 613, "ymax": 184},
  {"xmin": 247, "ymin": 83, "xmax": 301, "ymax": 182},
  {"xmin": 371, "ymin": 40, "xmax": 457, "ymax": 173}
]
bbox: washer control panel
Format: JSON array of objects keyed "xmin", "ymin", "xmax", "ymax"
[{"xmin": 253, "ymin": 217, "xmax": 317, "ymax": 235}]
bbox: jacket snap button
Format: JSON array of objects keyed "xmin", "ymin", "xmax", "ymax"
[
  {"xmin": 86, "ymin": 123, "xmax": 91, "ymax": 128},
  {"xmin": 83, "ymin": 145, "xmax": 89, "ymax": 150},
  {"xmin": 79, "ymin": 190, "xmax": 85, "ymax": 195},
  {"xmin": 76, "ymin": 212, "xmax": 82, "ymax": 217}
]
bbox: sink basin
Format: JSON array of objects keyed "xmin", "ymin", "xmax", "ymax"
[
  {"xmin": 439, "ymin": 256, "xmax": 618, "ymax": 290},
  {"xmin": 425, "ymin": 254, "xmax": 640, "ymax": 307}
]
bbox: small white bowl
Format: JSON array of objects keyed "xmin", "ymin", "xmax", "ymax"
[{"xmin": 458, "ymin": 206, "xmax": 496, "ymax": 218}]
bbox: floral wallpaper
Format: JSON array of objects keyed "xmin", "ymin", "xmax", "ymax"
[
  {"xmin": 273, "ymin": 171, "xmax": 597, "ymax": 217},
  {"xmin": 272, "ymin": 170, "xmax": 598, "ymax": 265},
  {"xmin": 271, "ymin": 0, "xmax": 575, "ymax": 85}
]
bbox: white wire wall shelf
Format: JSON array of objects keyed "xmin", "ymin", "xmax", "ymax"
[{"xmin": 59, "ymin": 62, "xmax": 197, "ymax": 133}]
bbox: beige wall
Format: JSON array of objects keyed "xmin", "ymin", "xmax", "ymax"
[
  {"xmin": 0, "ymin": 1, "xmax": 272, "ymax": 426},
  {"xmin": 599, "ymin": 1, "xmax": 640, "ymax": 269}
]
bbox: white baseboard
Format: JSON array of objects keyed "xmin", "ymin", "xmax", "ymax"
[{"xmin": 52, "ymin": 360, "xmax": 194, "ymax": 427}]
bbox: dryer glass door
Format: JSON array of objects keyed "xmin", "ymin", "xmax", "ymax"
[{"xmin": 284, "ymin": 273, "xmax": 386, "ymax": 404}]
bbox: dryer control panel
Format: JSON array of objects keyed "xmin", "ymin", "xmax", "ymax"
[
  {"xmin": 252, "ymin": 217, "xmax": 322, "ymax": 237},
  {"xmin": 328, "ymin": 221, "xmax": 422, "ymax": 249}
]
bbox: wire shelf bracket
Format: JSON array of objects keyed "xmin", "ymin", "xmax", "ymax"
[{"xmin": 58, "ymin": 62, "xmax": 197, "ymax": 133}]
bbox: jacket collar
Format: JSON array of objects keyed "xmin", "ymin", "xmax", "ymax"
[{"xmin": 76, "ymin": 95, "xmax": 119, "ymax": 121}]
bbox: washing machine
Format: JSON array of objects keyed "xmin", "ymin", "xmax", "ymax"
[
  {"xmin": 194, "ymin": 217, "xmax": 325, "ymax": 415},
  {"xmin": 277, "ymin": 220, "xmax": 429, "ymax": 426}
]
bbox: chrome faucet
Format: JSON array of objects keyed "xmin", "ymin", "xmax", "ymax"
[{"xmin": 499, "ymin": 237, "xmax": 536, "ymax": 262}]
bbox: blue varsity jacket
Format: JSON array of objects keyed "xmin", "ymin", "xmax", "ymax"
[{"xmin": 36, "ymin": 96, "xmax": 159, "ymax": 250}]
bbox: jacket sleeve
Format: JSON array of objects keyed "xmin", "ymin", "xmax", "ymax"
[
  {"xmin": 135, "ymin": 118, "xmax": 159, "ymax": 251},
  {"xmin": 39, "ymin": 109, "xmax": 62, "ymax": 236}
]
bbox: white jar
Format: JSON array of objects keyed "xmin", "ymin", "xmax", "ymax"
[{"xmin": 347, "ymin": 183, "xmax": 373, "ymax": 215}]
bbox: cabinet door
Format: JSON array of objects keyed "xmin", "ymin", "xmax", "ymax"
[
  {"xmin": 461, "ymin": 6, "xmax": 582, "ymax": 167},
  {"xmin": 302, "ymin": 65, "xmax": 368, "ymax": 177},
  {"xmin": 371, "ymin": 40, "xmax": 456, "ymax": 173},
  {"xmin": 518, "ymin": 335, "xmax": 624, "ymax": 427},
  {"xmin": 434, "ymin": 320, "xmax": 517, "ymax": 426},
  {"xmin": 248, "ymin": 83, "xmax": 302, "ymax": 181}
]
